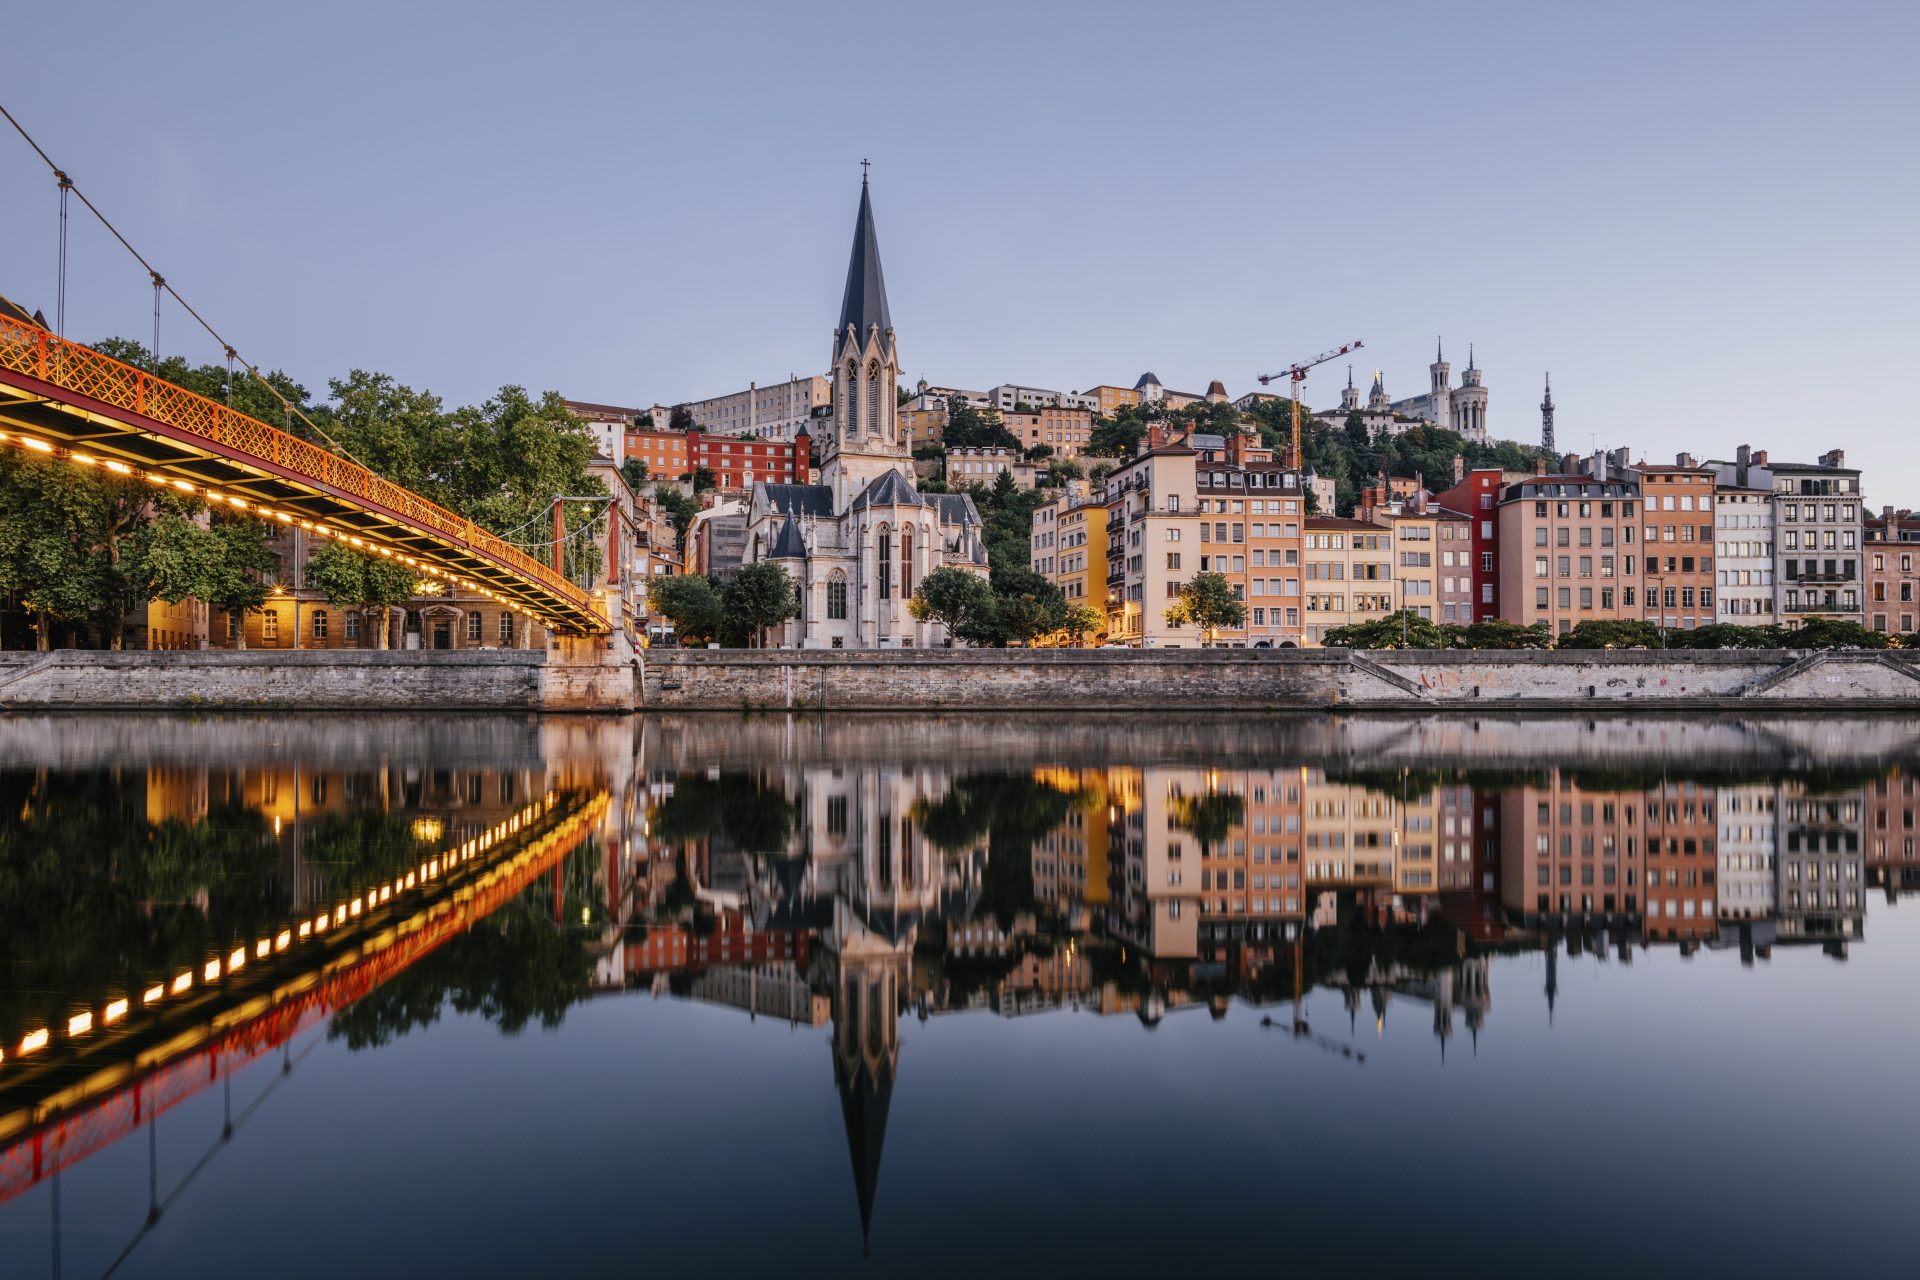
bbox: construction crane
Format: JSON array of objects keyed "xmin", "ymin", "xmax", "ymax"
[{"xmin": 1257, "ymin": 339, "xmax": 1364, "ymax": 470}]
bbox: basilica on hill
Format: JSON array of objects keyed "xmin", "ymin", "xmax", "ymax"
[{"xmin": 740, "ymin": 176, "xmax": 992, "ymax": 649}]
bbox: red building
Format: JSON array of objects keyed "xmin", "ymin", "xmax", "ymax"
[
  {"xmin": 623, "ymin": 425, "xmax": 812, "ymax": 491},
  {"xmin": 1430, "ymin": 467, "xmax": 1509, "ymax": 621}
]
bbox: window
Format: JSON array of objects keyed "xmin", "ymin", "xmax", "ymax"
[
  {"xmin": 467, "ymin": 612, "xmax": 483, "ymax": 642},
  {"xmin": 345, "ymin": 612, "xmax": 361, "ymax": 641},
  {"xmin": 262, "ymin": 611, "xmax": 279, "ymax": 642},
  {"xmin": 500, "ymin": 612, "xmax": 515, "ymax": 644},
  {"xmin": 827, "ymin": 573, "xmax": 848, "ymax": 620},
  {"xmin": 878, "ymin": 530, "xmax": 893, "ymax": 599},
  {"xmin": 310, "ymin": 610, "xmax": 328, "ymax": 640}
]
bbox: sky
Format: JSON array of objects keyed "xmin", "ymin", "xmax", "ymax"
[{"xmin": 3, "ymin": 1, "xmax": 1916, "ymax": 495}]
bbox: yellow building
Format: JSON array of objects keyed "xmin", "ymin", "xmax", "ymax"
[
  {"xmin": 1031, "ymin": 484, "xmax": 1109, "ymax": 625},
  {"xmin": 1084, "ymin": 384, "xmax": 1141, "ymax": 419},
  {"xmin": 1302, "ymin": 516, "xmax": 1398, "ymax": 645},
  {"xmin": 900, "ymin": 404, "xmax": 947, "ymax": 450}
]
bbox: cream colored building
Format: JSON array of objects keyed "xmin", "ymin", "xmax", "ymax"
[
  {"xmin": 676, "ymin": 374, "xmax": 832, "ymax": 442},
  {"xmin": 1302, "ymin": 517, "xmax": 1397, "ymax": 645}
]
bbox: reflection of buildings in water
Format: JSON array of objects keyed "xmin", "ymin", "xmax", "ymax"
[
  {"xmin": 1326, "ymin": 955, "xmax": 1492, "ymax": 1053},
  {"xmin": 689, "ymin": 961, "xmax": 830, "ymax": 1025},
  {"xmin": 1718, "ymin": 784, "xmax": 1777, "ymax": 920},
  {"xmin": 1501, "ymin": 777, "xmax": 1644, "ymax": 930},
  {"xmin": 1776, "ymin": 784, "xmax": 1865, "ymax": 950},
  {"xmin": 1642, "ymin": 782, "xmax": 1722, "ymax": 943},
  {"xmin": 1867, "ymin": 767, "xmax": 1920, "ymax": 899}
]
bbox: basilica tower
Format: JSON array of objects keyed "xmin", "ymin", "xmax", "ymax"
[
  {"xmin": 822, "ymin": 173, "xmax": 908, "ymax": 510},
  {"xmin": 1450, "ymin": 344, "xmax": 1489, "ymax": 442},
  {"xmin": 1429, "ymin": 337, "xmax": 1453, "ymax": 432}
]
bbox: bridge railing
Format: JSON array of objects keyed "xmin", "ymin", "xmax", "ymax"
[{"xmin": 0, "ymin": 314, "xmax": 600, "ymax": 625}]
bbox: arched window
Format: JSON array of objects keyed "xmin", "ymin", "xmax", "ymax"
[
  {"xmin": 844, "ymin": 362, "xmax": 859, "ymax": 435},
  {"xmin": 866, "ymin": 361, "xmax": 881, "ymax": 437},
  {"xmin": 900, "ymin": 526, "xmax": 914, "ymax": 597},
  {"xmin": 878, "ymin": 527, "xmax": 893, "ymax": 599},
  {"xmin": 827, "ymin": 571, "xmax": 848, "ymax": 620}
]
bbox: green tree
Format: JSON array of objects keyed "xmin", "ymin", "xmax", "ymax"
[
  {"xmin": 978, "ymin": 567, "xmax": 1067, "ymax": 646},
  {"xmin": 1558, "ymin": 618, "xmax": 1661, "ymax": 649},
  {"xmin": 1447, "ymin": 618, "xmax": 1552, "ymax": 649},
  {"xmin": 942, "ymin": 397, "xmax": 1019, "ymax": 450},
  {"xmin": 1669, "ymin": 623, "xmax": 1783, "ymax": 650},
  {"xmin": 0, "ymin": 451, "xmax": 150, "ymax": 648},
  {"xmin": 620, "ymin": 456, "xmax": 649, "ymax": 493},
  {"xmin": 1059, "ymin": 602, "xmax": 1105, "ymax": 647},
  {"xmin": 909, "ymin": 566, "xmax": 995, "ymax": 642},
  {"xmin": 668, "ymin": 403, "xmax": 696, "ymax": 433},
  {"xmin": 304, "ymin": 541, "xmax": 418, "ymax": 648},
  {"xmin": 647, "ymin": 573, "xmax": 724, "ymax": 645},
  {"xmin": 1164, "ymin": 572, "xmax": 1246, "ymax": 643},
  {"xmin": 690, "ymin": 465, "xmax": 719, "ymax": 494},
  {"xmin": 1324, "ymin": 610, "xmax": 1449, "ymax": 649},
  {"xmin": 1171, "ymin": 790, "xmax": 1246, "ymax": 859},
  {"xmin": 1783, "ymin": 617, "xmax": 1891, "ymax": 650},
  {"xmin": 720, "ymin": 561, "xmax": 799, "ymax": 648}
]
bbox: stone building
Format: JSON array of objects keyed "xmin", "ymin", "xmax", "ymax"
[
  {"xmin": 1317, "ymin": 341, "xmax": 1490, "ymax": 443},
  {"xmin": 739, "ymin": 177, "xmax": 992, "ymax": 649}
]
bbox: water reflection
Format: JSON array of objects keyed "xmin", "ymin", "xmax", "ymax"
[{"xmin": 1, "ymin": 713, "xmax": 1918, "ymax": 1275}]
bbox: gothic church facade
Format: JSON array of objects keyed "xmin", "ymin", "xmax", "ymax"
[{"xmin": 742, "ymin": 178, "xmax": 990, "ymax": 648}]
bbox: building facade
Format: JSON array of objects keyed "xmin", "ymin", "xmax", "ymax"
[
  {"xmin": 669, "ymin": 375, "xmax": 832, "ymax": 442},
  {"xmin": 622, "ymin": 424, "xmax": 812, "ymax": 491},
  {"xmin": 1495, "ymin": 458, "xmax": 1642, "ymax": 638},
  {"xmin": 1863, "ymin": 509, "xmax": 1919, "ymax": 635},
  {"xmin": 1629, "ymin": 459, "xmax": 1718, "ymax": 634},
  {"xmin": 1030, "ymin": 484, "xmax": 1109, "ymax": 614},
  {"xmin": 1302, "ymin": 517, "xmax": 1396, "ymax": 645}
]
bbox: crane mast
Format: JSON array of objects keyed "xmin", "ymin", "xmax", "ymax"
[{"xmin": 1257, "ymin": 339, "xmax": 1364, "ymax": 470}]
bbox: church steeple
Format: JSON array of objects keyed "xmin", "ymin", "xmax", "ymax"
[{"xmin": 837, "ymin": 172, "xmax": 892, "ymax": 341}]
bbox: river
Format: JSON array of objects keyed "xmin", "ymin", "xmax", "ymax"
[{"xmin": 1, "ymin": 712, "xmax": 1916, "ymax": 1277}]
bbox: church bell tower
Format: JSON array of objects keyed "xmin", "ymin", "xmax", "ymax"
[{"xmin": 822, "ymin": 169, "xmax": 907, "ymax": 510}]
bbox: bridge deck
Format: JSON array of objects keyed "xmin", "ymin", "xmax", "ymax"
[{"xmin": 0, "ymin": 314, "xmax": 607, "ymax": 635}]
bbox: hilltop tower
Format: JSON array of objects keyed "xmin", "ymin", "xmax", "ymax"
[
  {"xmin": 1450, "ymin": 344, "xmax": 1489, "ymax": 442},
  {"xmin": 1429, "ymin": 337, "xmax": 1453, "ymax": 432},
  {"xmin": 1540, "ymin": 373, "xmax": 1556, "ymax": 452}
]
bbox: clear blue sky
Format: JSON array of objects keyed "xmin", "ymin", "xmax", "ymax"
[{"xmin": 4, "ymin": 1, "xmax": 1916, "ymax": 495}]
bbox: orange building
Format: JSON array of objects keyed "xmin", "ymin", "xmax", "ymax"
[
  {"xmin": 1496, "ymin": 462, "xmax": 1643, "ymax": 638},
  {"xmin": 1629, "ymin": 460, "xmax": 1718, "ymax": 634},
  {"xmin": 623, "ymin": 425, "xmax": 812, "ymax": 491}
]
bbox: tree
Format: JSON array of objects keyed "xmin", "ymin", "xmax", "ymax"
[
  {"xmin": 909, "ymin": 566, "xmax": 995, "ymax": 642},
  {"xmin": 1171, "ymin": 790, "xmax": 1246, "ymax": 859},
  {"xmin": 620, "ymin": 456, "xmax": 649, "ymax": 493},
  {"xmin": 0, "ymin": 450, "xmax": 149, "ymax": 648},
  {"xmin": 1059, "ymin": 602, "xmax": 1105, "ymax": 647},
  {"xmin": 1164, "ymin": 572, "xmax": 1245, "ymax": 644},
  {"xmin": 1447, "ymin": 618, "xmax": 1551, "ymax": 649},
  {"xmin": 304, "ymin": 541, "xmax": 418, "ymax": 648},
  {"xmin": 1559, "ymin": 618, "xmax": 1661, "ymax": 649},
  {"xmin": 985, "ymin": 573, "xmax": 1068, "ymax": 646},
  {"xmin": 122, "ymin": 508, "xmax": 275, "ymax": 648},
  {"xmin": 647, "ymin": 574, "xmax": 723, "ymax": 645},
  {"xmin": 668, "ymin": 403, "xmax": 696, "ymax": 433},
  {"xmin": 1324, "ymin": 610, "xmax": 1448, "ymax": 649},
  {"xmin": 1783, "ymin": 617, "xmax": 1891, "ymax": 650},
  {"xmin": 1669, "ymin": 623, "xmax": 1783, "ymax": 650},
  {"xmin": 720, "ymin": 561, "xmax": 799, "ymax": 648},
  {"xmin": 941, "ymin": 397, "xmax": 1019, "ymax": 450},
  {"xmin": 690, "ymin": 465, "xmax": 719, "ymax": 494}
]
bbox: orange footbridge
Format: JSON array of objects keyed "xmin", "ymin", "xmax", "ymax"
[{"xmin": 0, "ymin": 313, "xmax": 608, "ymax": 636}]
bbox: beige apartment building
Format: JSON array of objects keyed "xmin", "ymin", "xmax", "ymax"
[
  {"xmin": 1101, "ymin": 428, "xmax": 1306, "ymax": 647},
  {"xmin": 947, "ymin": 447, "xmax": 1040, "ymax": 490},
  {"xmin": 1496, "ymin": 461, "xmax": 1642, "ymax": 637},
  {"xmin": 1302, "ymin": 517, "xmax": 1397, "ymax": 645},
  {"xmin": 1001, "ymin": 405, "xmax": 1095, "ymax": 458}
]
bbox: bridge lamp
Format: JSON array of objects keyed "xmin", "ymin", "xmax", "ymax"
[
  {"xmin": 171, "ymin": 971, "xmax": 193, "ymax": 994},
  {"xmin": 68, "ymin": 1012, "xmax": 93, "ymax": 1037},
  {"xmin": 104, "ymin": 999, "xmax": 129, "ymax": 1024},
  {"xmin": 20, "ymin": 1028, "xmax": 49, "ymax": 1055}
]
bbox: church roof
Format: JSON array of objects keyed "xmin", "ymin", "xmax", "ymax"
[
  {"xmin": 1134, "ymin": 371, "xmax": 1162, "ymax": 390},
  {"xmin": 768, "ymin": 512, "xmax": 808, "ymax": 558},
  {"xmin": 970, "ymin": 539, "xmax": 989, "ymax": 566},
  {"xmin": 930, "ymin": 492, "xmax": 982, "ymax": 527},
  {"xmin": 837, "ymin": 179, "xmax": 892, "ymax": 338},
  {"xmin": 1206, "ymin": 380, "xmax": 1227, "ymax": 397},
  {"xmin": 760, "ymin": 483, "xmax": 835, "ymax": 517},
  {"xmin": 0, "ymin": 292, "xmax": 39, "ymax": 326},
  {"xmin": 851, "ymin": 469, "xmax": 923, "ymax": 509},
  {"xmin": 839, "ymin": 1059, "xmax": 894, "ymax": 1254}
]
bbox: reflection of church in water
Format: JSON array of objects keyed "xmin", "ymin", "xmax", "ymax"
[{"xmin": 762, "ymin": 768, "xmax": 986, "ymax": 1250}]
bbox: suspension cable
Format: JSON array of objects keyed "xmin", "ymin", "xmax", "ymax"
[{"xmin": 0, "ymin": 101, "xmax": 368, "ymax": 468}]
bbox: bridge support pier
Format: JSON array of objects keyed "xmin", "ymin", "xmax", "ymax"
[{"xmin": 537, "ymin": 628, "xmax": 637, "ymax": 711}]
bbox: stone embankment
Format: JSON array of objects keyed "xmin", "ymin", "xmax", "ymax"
[{"xmin": 3, "ymin": 646, "xmax": 1918, "ymax": 713}]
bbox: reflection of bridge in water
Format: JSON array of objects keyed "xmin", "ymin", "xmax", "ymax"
[{"xmin": 0, "ymin": 786, "xmax": 610, "ymax": 1209}]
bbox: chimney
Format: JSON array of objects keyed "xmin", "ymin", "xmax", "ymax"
[
  {"xmin": 1147, "ymin": 423, "xmax": 1167, "ymax": 450},
  {"xmin": 1610, "ymin": 446, "xmax": 1631, "ymax": 471},
  {"xmin": 1451, "ymin": 455, "xmax": 1465, "ymax": 486},
  {"xmin": 1736, "ymin": 443, "xmax": 1751, "ymax": 487},
  {"xmin": 1533, "ymin": 457, "xmax": 1549, "ymax": 477},
  {"xmin": 1752, "ymin": 449, "xmax": 1769, "ymax": 466},
  {"xmin": 1226, "ymin": 432, "xmax": 1245, "ymax": 466},
  {"xmin": 1676, "ymin": 451, "xmax": 1697, "ymax": 468},
  {"xmin": 1590, "ymin": 450, "xmax": 1608, "ymax": 482},
  {"xmin": 1562, "ymin": 452, "xmax": 1580, "ymax": 475},
  {"xmin": 1819, "ymin": 448, "xmax": 1845, "ymax": 469}
]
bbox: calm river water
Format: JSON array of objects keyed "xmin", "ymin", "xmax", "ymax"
[{"xmin": 1, "ymin": 712, "xmax": 1917, "ymax": 1278}]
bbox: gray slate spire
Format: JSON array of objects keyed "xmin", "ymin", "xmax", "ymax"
[{"xmin": 837, "ymin": 175, "xmax": 892, "ymax": 338}]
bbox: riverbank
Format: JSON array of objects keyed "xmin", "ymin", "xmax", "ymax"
[{"xmin": 4, "ymin": 646, "xmax": 1920, "ymax": 712}]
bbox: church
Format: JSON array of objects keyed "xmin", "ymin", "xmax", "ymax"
[
  {"xmin": 741, "ymin": 176, "xmax": 992, "ymax": 648},
  {"xmin": 1318, "ymin": 339, "xmax": 1490, "ymax": 443}
]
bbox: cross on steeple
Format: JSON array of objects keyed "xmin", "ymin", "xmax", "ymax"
[{"xmin": 861, "ymin": 158, "xmax": 870, "ymax": 184}]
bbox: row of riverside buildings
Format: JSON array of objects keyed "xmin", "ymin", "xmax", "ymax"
[{"xmin": 1035, "ymin": 430, "xmax": 1917, "ymax": 647}]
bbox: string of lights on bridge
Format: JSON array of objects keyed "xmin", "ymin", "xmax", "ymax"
[{"xmin": 0, "ymin": 790, "xmax": 607, "ymax": 1073}]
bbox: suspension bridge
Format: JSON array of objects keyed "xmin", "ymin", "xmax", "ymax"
[{"xmin": 0, "ymin": 105, "xmax": 610, "ymax": 638}]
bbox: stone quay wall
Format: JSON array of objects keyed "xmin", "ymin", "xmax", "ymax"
[
  {"xmin": 0, "ymin": 644, "xmax": 635, "ymax": 713},
  {"xmin": 639, "ymin": 648, "xmax": 1920, "ymax": 712},
  {"xmin": 4, "ymin": 646, "xmax": 1919, "ymax": 713}
]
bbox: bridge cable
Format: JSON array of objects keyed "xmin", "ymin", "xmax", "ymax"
[{"xmin": 0, "ymin": 102, "xmax": 372, "ymax": 469}]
